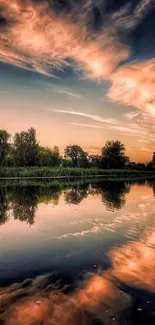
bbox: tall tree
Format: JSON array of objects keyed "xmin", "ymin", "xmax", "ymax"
[
  {"xmin": 64, "ymin": 145, "xmax": 89, "ymax": 168},
  {"xmin": 101, "ymin": 141, "xmax": 129, "ymax": 169},
  {"xmin": 0, "ymin": 130, "xmax": 10, "ymax": 166},
  {"xmin": 13, "ymin": 128, "xmax": 39, "ymax": 166}
]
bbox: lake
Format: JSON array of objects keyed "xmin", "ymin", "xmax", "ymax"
[{"xmin": 0, "ymin": 179, "xmax": 155, "ymax": 324}]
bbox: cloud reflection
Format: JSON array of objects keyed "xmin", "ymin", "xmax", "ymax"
[{"xmin": 0, "ymin": 229, "xmax": 155, "ymax": 324}]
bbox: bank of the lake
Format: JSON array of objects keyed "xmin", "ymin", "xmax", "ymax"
[{"xmin": 0, "ymin": 167, "xmax": 154, "ymax": 180}]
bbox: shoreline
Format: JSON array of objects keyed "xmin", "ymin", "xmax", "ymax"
[{"xmin": 0, "ymin": 167, "xmax": 154, "ymax": 181}]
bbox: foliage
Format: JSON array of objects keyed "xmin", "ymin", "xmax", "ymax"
[
  {"xmin": 64, "ymin": 145, "xmax": 89, "ymax": 168},
  {"xmin": 0, "ymin": 130, "xmax": 10, "ymax": 166},
  {"xmin": 101, "ymin": 141, "xmax": 129, "ymax": 169},
  {"xmin": 0, "ymin": 127, "xmax": 154, "ymax": 172},
  {"xmin": 13, "ymin": 127, "xmax": 39, "ymax": 167},
  {"xmin": 38, "ymin": 146, "xmax": 61, "ymax": 167},
  {"xmin": 152, "ymin": 152, "xmax": 155, "ymax": 168},
  {"xmin": 0, "ymin": 178, "xmax": 154, "ymax": 227},
  {"xmin": 64, "ymin": 184, "xmax": 88, "ymax": 205},
  {"xmin": 61, "ymin": 158, "xmax": 73, "ymax": 168},
  {"xmin": 146, "ymin": 161, "xmax": 154, "ymax": 171},
  {"xmin": 0, "ymin": 187, "xmax": 10, "ymax": 225},
  {"xmin": 89, "ymin": 155, "xmax": 102, "ymax": 168}
]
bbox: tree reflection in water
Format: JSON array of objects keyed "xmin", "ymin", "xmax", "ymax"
[
  {"xmin": 93, "ymin": 181, "xmax": 131, "ymax": 211},
  {"xmin": 11, "ymin": 187, "xmax": 38, "ymax": 226},
  {"xmin": 0, "ymin": 188, "xmax": 10, "ymax": 225},
  {"xmin": 64, "ymin": 184, "xmax": 89, "ymax": 205},
  {"xmin": 0, "ymin": 179, "xmax": 153, "ymax": 226},
  {"xmin": 10, "ymin": 185, "xmax": 63, "ymax": 226}
]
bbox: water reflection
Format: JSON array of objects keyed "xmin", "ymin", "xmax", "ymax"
[
  {"xmin": 94, "ymin": 181, "xmax": 131, "ymax": 211},
  {"xmin": 0, "ymin": 188, "xmax": 10, "ymax": 226},
  {"xmin": 64, "ymin": 184, "xmax": 88, "ymax": 205},
  {"xmin": 0, "ymin": 184, "xmax": 63, "ymax": 226},
  {"xmin": 0, "ymin": 229, "xmax": 155, "ymax": 325},
  {"xmin": 0, "ymin": 180, "xmax": 147, "ymax": 226},
  {"xmin": 0, "ymin": 180, "xmax": 155, "ymax": 324},
  {"xmin": 11, "ymin": 187, "xmax": 38, "ymax": 225}
]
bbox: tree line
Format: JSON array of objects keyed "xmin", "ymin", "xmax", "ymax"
[{"xmin": 0, "ymin": 127, "xmax": 155, "ymax": 170}]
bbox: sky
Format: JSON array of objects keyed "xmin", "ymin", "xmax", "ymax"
[{"xmin": 0, "ymin": 0, "xmax": 155, "ymax": 162}]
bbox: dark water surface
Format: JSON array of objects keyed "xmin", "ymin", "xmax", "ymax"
[{"xmin": 0, "ymin": 179, "xmax": 155, "ymax": 324}]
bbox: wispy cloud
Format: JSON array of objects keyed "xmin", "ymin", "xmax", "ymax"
[
  {"xmin": 107, "ymin": 58, "xmax": 155, "ymax": 141},
  {"xmin": 0, "ymin": 0, "xmax": 130, "ymax": 76},
  {"xmin": 0, "ymin": 0, "xmax": 153, "ymax": 78},
  {"xmin": 85, "ymin": 145, "xmax": 101, "ymax": 154},
  {"xmin": 52, "ymin": 108, "xmax": 152, "ymax": 139},
  {"xmin": 68, "ymin": 123, "xmax": 103, "ymax": 129},
  {"xmin": 56, "ymin": 89, "xmax": 84, "ymax": 99},
  {"xmin": 140, "ymin": 147, "xmax": 152, "ymax": 152},
  {"xmin": 137, "ymin": 139, "xmax": 149, "ymax": 143},
  {"xmin": 106, "ymin": 123, "xmax": 148, "ymax": 138},
  {"xmin": 51, "ymin": 109, "xmax": 119, "ymax": 125},
  {"xmin": 124, "ymin": 111, "xmax": 140, "ymax": 120},
  {"xmin": 58, "ymin": 226, "xmax": 101, "ymax": 239}
]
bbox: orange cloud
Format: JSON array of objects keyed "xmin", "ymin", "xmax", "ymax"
[
  {"xmin": 1, "ymin": 226, "xmax": 155, "ymax": 324},
  {"xmin": 0, "ymin": 0, "xmax": 130, "ymax": 77},
  {"xmin": 1, "ymin": 0, "xmax": 153, "ymax": 79},
  {"xmin": 108, "ymin": 59, "xmax": 155, "ymax": 117},
  {"xmin": 110, "ymin": 231, "xmax": 155, "ymax": 291}
]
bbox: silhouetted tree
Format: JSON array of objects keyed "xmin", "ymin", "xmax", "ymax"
[
  {"xmin": 146, "ymin": 161, "xmax": 154, "ymax": 171},
  {"xmin": 61, "ymin": 158, "xmax": 73, "ymax": 168},
  {"xmin": 89, "ymin": 155, "xmax": 102, "ymax": 168},
  {"xmin": 0, "ymin": 127, "xmax": 153, "ymax": 171},
  {"xmin": 148, "ymin": 179, "xmax": 155, "ymax": 197},
  {"xmin": 13, "ymin": 128, "xmax": 39, "ymax": 166},
  {"xmin": 64, "ymin": 145, "xmax": 89, "ymax": 168},
  {"xmin": 52, "ymin": 146, "xmax": 61, "ymax": 166},
  {"xmin": 101, "ymin": 141, "xmax": 129, "ymax": 169},
  {"xmin": 135, "ymin": 163, "xmax": 146, "ymax": 170},
  {"xmin": 152, "ymin": 152, "xmax": 155, "ymax": 169},
  {"xmin": 127, "ymin": 162, "xmax": 147, "ymax": 170},
  {"xmin": 0, "ymin": 130, "xmax": 10, "ymax": 166},
  {"xmin": 6, "ymin": 146, "xmax": 15, "ymax": 167},
  {"xmin": 38, "ymin": 146, "xmax": 61, "ymax": 167}
]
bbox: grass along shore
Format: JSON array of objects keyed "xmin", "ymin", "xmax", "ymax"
[{"xmin": 0, "ymin": 167, "xmax": 154, "ymax": 179}]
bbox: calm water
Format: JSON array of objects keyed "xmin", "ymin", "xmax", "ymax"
[{"xmin": 0, "ymin": 179, "xmax": 155, "ymax": 324}]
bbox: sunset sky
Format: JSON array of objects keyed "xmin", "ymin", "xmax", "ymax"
[{"xmin": 0, "ymin": 0, "xmax": 155, "ymax": 162}]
